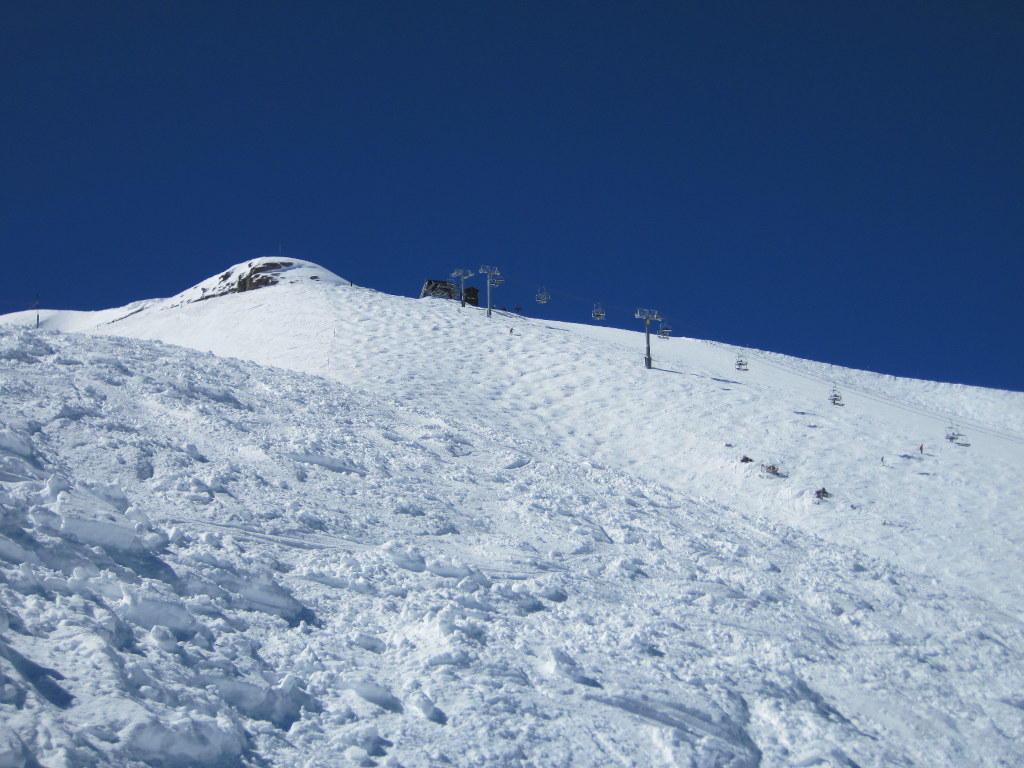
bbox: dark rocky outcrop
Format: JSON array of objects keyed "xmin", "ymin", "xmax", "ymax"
[{"xmin": 194, "ymin": 261, "xmax": 294, "ymax": 302}]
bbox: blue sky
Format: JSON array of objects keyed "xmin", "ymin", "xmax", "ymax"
[{"xmin": 3, "ymin": 2, "xmax": 1022, "ymax": 390}]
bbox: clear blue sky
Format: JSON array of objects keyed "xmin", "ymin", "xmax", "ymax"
[{"xmin": 3, "ymin": 2, "xmax": 1022, "ymax": 390}]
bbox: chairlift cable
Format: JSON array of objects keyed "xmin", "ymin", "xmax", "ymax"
[
  {"xmin": 457, "ymin": 267, "xmax": 1024, "ymax": 446},
  {"xmin": 711, "ymin": 341, "xmax": 1024, "ymax": 446}
]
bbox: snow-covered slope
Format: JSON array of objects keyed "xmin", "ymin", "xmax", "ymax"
[
  {"xmin": 10, "ymin": 258, "xmax": 1023, "ymax": 611},
  {"xmin": 1, "ymin": 258, "xmax": 1022, "ymax": 766}
]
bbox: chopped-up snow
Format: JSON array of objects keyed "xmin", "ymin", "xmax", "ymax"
[{"xmin": 0, "ymin": 258, "xmax": 1022, "ymax": 766}]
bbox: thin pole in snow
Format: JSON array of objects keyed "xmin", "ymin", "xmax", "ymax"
[
  {"xmin": 479, "ymin": 265, "xmax": 503, "ymax": 318},
  {"xmin": 450, "ymin": 268, "xmax": 474, "ymax": 307},
  {"xmin": 635, "ymin": 308, "xmax": 662, "ymax": 369}
]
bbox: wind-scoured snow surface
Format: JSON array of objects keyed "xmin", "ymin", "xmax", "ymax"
[{"xmin": 1, "ymin": 258, "xmax": 1022, "ymax": 767}]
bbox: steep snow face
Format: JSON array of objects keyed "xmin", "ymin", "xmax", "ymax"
[
  {"xmin": 5, "ymin": 260, "xmax": 1023, "ymax": 612},
  {"xmin": 2, "ymin": 326, "xmax": 1023, "ymax": 767}
]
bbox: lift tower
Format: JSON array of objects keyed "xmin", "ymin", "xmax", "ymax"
[
  {"xmin": 478, "ymin": 266, "xmax": 503, "ymax": 318},
  {"xmin": 635, "ymin": 308, "xmax": 662, "ymax": 369},
  {"xmin": 450, "ymin": 269, "xmax": 474, "ymax": 307}
]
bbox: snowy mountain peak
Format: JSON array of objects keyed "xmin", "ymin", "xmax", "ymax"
[
  {"xmin": 1, "ymin": 259, "xmax": 1024, "ymax": 766},
  {"xmin": 167, "ymin": 257, "xmax": 351, "ymax": 306}
]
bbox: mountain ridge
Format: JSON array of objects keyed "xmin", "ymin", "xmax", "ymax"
[
  {"xmin": 5, "ymin": 257, "xmax": 1021, "ymax": 607},
  {"xmin": 1, "ymin": 258, "xmax": 1022, "ymax": 766}
]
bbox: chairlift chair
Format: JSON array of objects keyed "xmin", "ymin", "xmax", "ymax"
[
  {"xmin": 535, "ymin": 288, "xmax": 550, "ymax": 304},
  {"xmin": 735, "ymin": 355, "xmax": 748, "ymax": 371},
  {"xmin": 657, "ymin": 322, "xmax": 672, "ymax": 339},
  {"xmin": 829, "ymin": 385, "xmax": 845, "ymax": 406},
  {"xmin": 592, "ymin": 303, "xmax": 606, "ymax": 321},
  {"xmin": 946, "ymin": 424, "xmax": 969, "ymax": 446}
]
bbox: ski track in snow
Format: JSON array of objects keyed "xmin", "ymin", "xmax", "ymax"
[{"xmin": 0, "ymin": 258, "xmax": 1022, "ymax": 767}]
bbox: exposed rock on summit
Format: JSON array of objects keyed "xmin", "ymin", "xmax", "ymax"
[{"xmin": 196, "ymin": 260, "xmax": 296, "ymax": 301}]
